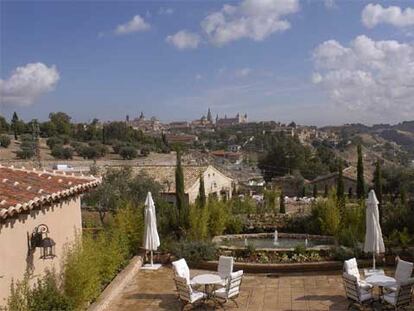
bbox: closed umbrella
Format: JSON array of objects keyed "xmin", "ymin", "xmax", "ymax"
[
  {"xmin": 142, "ymin": 192, "xmax": 161, "ymax": 270},
  {"xmin": 364, "ymin": 189, "xmax": 385, "ymax": 271}
]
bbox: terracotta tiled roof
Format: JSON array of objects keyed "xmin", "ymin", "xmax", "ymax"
[{"xmin": 0, "ymin": 165, "xmax": 101, "ymax": 220}]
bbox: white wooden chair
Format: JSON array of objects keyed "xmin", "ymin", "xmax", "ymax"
[
  {"xmin": 344, "ymin": 258, "xmax": 373, "ymax": 290},
  {"xmin": 382, "ymin": 278, "xmax": 414, "ymax": 310},
  {"xmin": 342, "ymin": 272, "xmax": 374, "ymax": 310},
  {"xmin": 174, "ymin": 276, "xmax": 206, "ymax": 311},
  {"xmin": 385, "ymin": 258, "xmax": 413, "ymax": 293},
  {"xmin": 218, "ymin": 256, "xmax": 234, "ymax": 285},
  {"xmin": 212, "ymin": 270, "xmax": 243, "ymax": 307}
]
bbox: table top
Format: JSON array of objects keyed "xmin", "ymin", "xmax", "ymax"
[
  {"xmin": 364, "ymin": 269, "xmax": 384, "ymax": 277},
  {"xmin": 365, "ymin": 274, "xmax": 396, "ymax": 287},
  {"xmin": 192, "ymin": 274, "xmax": 223, "ymax": 285}
]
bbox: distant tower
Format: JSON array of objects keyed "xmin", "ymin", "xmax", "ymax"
[
  {"xmin": 126, "ymin": 115, "xmax": 130, "ymax": 122},
  {"xmin": 216, "ymin": 114, "xmax": 219, "ymax": 123},
  {"xmin": 207, "ymin": 108, "xmax": 212, "ymax": 123},
  {"xmin": 139, "ymin": 112, "xmax": 144, "ymax": 119}
]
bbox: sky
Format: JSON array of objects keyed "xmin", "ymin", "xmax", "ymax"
[{"xmin": 1, "ymin": 0, "xmax": 414, "ymax": 126}]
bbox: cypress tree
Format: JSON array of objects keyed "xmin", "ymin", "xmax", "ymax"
[
  {"xmin": 336, "ymin": 161, "xmax": 345, "ymax": 208},
  {"xmin": 373, "ymin": 160, "xmax": 383, "ymax": 225},
  {"xmin": 313, "ymin": 184, "xmax": 318, "ymax": 198},
  {"xmin": 197, "ymin": 173, "xmax": 207, "ymax": 208},
  {"xmin": 279, "ymin": 191, "xmax": 286, "ymax": 214},
  {"xmin": 356, "ymin": 144, "xmax": 365, "ymax": 199},
  {"xmin": 11, "ymin": 112, "xmax": 19, "ymax": 140},
  {"xmin": 175, "ymin": 150, "xmax": 188, "ymax": 231},
  {"xmin": 324, "ymin": 184, "xmax": 329, "ymax": 198}
]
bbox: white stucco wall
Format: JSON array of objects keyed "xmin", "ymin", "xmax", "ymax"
[
  {"xmin": 0, "ymin": 196, "xmax": 82, "ymax": 305},
  {"xmin": 187, "ymin": 166, "xmax": 233, "ymax": 204}
]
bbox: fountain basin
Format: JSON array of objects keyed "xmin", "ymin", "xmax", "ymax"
[{"xmin": 213, "ymin": 232, "xmax": 335, "ymax": 251}]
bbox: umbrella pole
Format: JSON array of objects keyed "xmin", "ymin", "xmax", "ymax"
[
  {"xmin": 373, "ymin": 253, "xmax": 376, "ymax": 270},
  {"xmin": 150, "ymin": 250, "xmax": 154, "ymax": 267}
]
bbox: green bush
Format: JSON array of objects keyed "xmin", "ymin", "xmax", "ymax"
[
  {"xmin": 16, "ymin": 148, "xmax": 34, "ymax": 159},
  {"xmin": 79, "ymin": 145, "xmax": 100, "ymax": 159},
  {"xmin": 46, "ymin": 136, "xmax": 63, "ymax": 149},
  {"xmin": 119, "ymin": 146, "xmax": 138, "ymax": 159},
  {"xmin": 51, "ymin": 146, "xmax": 73, "ymax": 159},
  {"xmin": 0, "ymin": 135, "xmax": 11, "ymax": 148},
  {"xmin": 7, "ymin": 271, "xmax": 72, "ymax": 311},
  {"xmin": 169, "ymin": 240, "xmax": 216, "ymax": 265}
]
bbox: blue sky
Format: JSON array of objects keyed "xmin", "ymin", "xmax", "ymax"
[{"xmin": 1, "ymin": 0, "xmax": 414, "ymax": 125}]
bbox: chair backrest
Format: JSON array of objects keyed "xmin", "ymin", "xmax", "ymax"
[
  {"xmin": 218, "ymin": 256, "xmax": 234, "ymax": 279},
  {"xmin": 342, "ymin": 272, "xmax": 361, "ymax": 303},
  {"xmin": 395, "ymin": 278, "xmax": 414, "ymax": 308},
  {"xmin": 344, "ymin": 258, "xmax": 360, "ymax": 281},
  {"xmin": 395, "ymin": 259, "xmax": 413, "ymax": 283},
  {"xmin": 226, "ymin": 270, "xmax": 243, "ymax": 299},
  {"xmin": 172, "ymin": 258, "xmax": 190, "ymax": 283},
  {"xmin": 174, "ymin": 276, "xmax": 192, "ymax": 302}
]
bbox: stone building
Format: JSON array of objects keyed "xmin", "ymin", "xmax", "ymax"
[
  {"xmin": 216, "ymin": 113, "xmax": 248, "ymax": 128},
  {"xmin": 133, "ymin": 165, "xmax": 234, "ymax": 205},
  {"xmin": 129, "ymin": 112, "xmax": 163, "ymax": 133},
  {"xmin": 0, "ymin": 165, "xmax": 100, "ymax": 304}
]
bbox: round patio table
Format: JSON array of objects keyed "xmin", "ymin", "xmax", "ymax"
[
  {"xmin": 192, "ymin": 274, "xmax": 223, "ymax": 303},
  {"xmin": 365, "ymin": 274, "xmax": 396, "ymax": 301}
]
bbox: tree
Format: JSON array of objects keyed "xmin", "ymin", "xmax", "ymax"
[
  {"xmin": 313, "ymin": 184, "xmax": 318, "ymax": 198},
  {"xmin": 51, "ymin": 146, "xmax": 73, "ymax": 159},
  {"xmin": 0, "ymin": 135, "xmax": 11, "ymax": 148},
  {"xmin": 197, "ymin": 174, "xmax": 207, "ymax": 208},
  {"xmin": 11, "ymin": 112, "xmax": 19, "ymax": 140},
  {"xmin": 324, "ymin": 184, "xmax": 329, "ymax": 198},
  {"xmin": 373, "ymin": 160, "xmax": 383, "ymax": 225},
  {"xmin": 175, "ymin": 151, "xmax": 189, "ymax": 232},
  {"xmin": 279, "ymin": 191, "xmax": 286, "ymax": 214},
  {"xmin": 49, "ymin": 112, "xmax": 72, "ymax": 136},
  {"xmin": 336, "ymin": 161, "xmax": 345, "ymax": 208},
  {"xmin": 0, "ymin": 116, "xmax": 9, "ymax": 134},
  {"xmin": 356, "ymin": 144, "xmax": 365, "ymax": 199},
  {"xmin": 119, "ymin": 146, "xmax": 138, "ymax": 160}
]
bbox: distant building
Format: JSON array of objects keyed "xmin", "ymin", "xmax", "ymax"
[
  {"xmin": 216, "ymin": 113, "xmax": 248, "ymax": 128},
  {"xmin": 308, "ymin": 166, "xmax": 372, "ymax": 197},
  {"xmin": 133, "ymin": 165, "xmax": 234, "ymax": 204},
  {"xmin": 210, "ymin": 150, "xmax": 243, "ymax": 164},
  {"xmin": 0, "ymin": 165, "xmax": 100, "ymax": 303},
  {"xmin": 129, "ymin": 112, "xmax": 163, "ymax": 133},
  {"xmin": 168, "ymin": 121, "xmax": 190, "ymax": 131}
]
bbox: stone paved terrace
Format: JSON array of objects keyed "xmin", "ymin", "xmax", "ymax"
[{"xmin": 106, "ymin": 266, "xmax": 414, "ymax": 311}]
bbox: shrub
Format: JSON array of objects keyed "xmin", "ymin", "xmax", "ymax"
[
  {"xmin": 0, "ymin": 135, "xmax": 11, "ymax": 148},
  {"xmin": 141, "ymin": 147, "xmax": 150, "ymax": 156},
  {"xmin": 51, "ymin": 146, "xmax": 73, "ymax": 159},
  {"xmin": 7, "ymin": 271, "xmax": 72, "ymax": 311},
  {"xmin": 169, "ymin": 240, "xmax": 216, "ymax": 265},
  {"xmin": 79, "ymin": 145, "xmax": 100, "ymax": 159},
  {"xmin": 119, "ymin": 146, "xmax": 138, "ymax": 159},
  {"xmin": 16, "ymin": 148, "xmax": 34, "ymax": 159},
  {"xmin": 112, "ymin": 141, "xmax": 126, "ymax": 154},
  {"xmin": 46, "ymin": 136, "xmax": 63, "ymax": 149},
  {"xmin": 63, "ymin": 235, "xmax": 101, "ymax": 309}
]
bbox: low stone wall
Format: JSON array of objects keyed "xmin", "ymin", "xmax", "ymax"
[
  {"xmin": 197, "ymin": 259, "xmax": 373, "ymax": 274},
  {"xmin": 88, "ymin": 256, "xmax": 143, "ymax": 311}
]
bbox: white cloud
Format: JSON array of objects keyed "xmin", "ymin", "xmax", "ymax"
[
  {"xmin": 0, "ymin": 63, "xmax": 60, "ymax": 106},
  {"xmin": 362, "ymin": 4, "xmax": 414, "ymax": 28},
  {"xmin": 235, "ymin": 67, "xmax": 252, "ymax": 78},
  {"xmin": 159, "ymin": 7, "xmax": 174, "ymax": 15},
  {"xmin": 312, "ymin": 35, "xmax": 414, "ymax": 120},
  {"xmin": 166, "ymin": 30, "xmax": 200, "ymax": 50},
  {"xmin": 115, "ymin": 15, "xmax": 150, "ymax": 35},
  {"xmin": 201, "ymin": 0, "xmax": 299, "ymax": 46}
]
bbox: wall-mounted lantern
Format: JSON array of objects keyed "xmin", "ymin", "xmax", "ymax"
[{"xmin": 30, "ymin": 224, "xmax": 56, "ymax": 259}]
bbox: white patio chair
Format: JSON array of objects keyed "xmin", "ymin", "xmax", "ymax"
[
  {"xmin": 344, "ymin": 258, "xmax": 373, "ymax": 291},
  {"xmin": 385, "ymin": 258, "xmax": 413, "ymax": 293},
  {"xmin": 174, "ymin": 276, "xmax": 206, "ymax": 311},
  {"xmin": 172, "ymin": 258, "xmax": 200, "ymax": 293},
  {"xmin": 218, "ymin": 255, "xmax": 234, "ymax": 283},
  {"xmin": 342, "ymin": 272, "xmax": 374, "ymax": 310},
  {"xmin": 381, "ymin": 278, "xmax": 414, "ymax": 310},
  {"xmin": 212, "ymin": 270, "xmax": 243, "ymax": 307}
]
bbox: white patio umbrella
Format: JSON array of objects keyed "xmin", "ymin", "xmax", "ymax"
[
  {"xmin": 364, "ymin": 189, "xmax": 385, "ymax": 271},
  {"xmin": 142, "ymin": 192, "xmax": 161, "ymax": 270}
]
